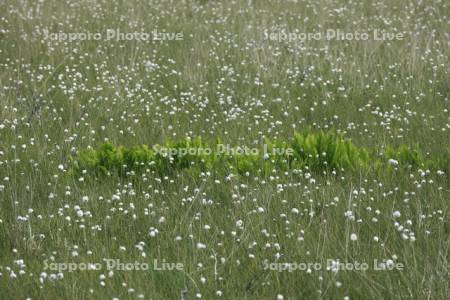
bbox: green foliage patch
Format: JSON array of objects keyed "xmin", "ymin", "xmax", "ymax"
[{"xmin": 71, "ymin": 131, "xmax": 449, "ymax": 178}]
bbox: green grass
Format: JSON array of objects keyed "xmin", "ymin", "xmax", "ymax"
[{"xmin": 0, "ymin": 0, "xmax": 449, "ymax": 299}]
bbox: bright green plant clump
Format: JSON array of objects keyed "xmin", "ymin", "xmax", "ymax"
[
  {"xmin": 74, "ymin": 138, "xmax": 212, "ymax": 176},
  {"xmin": 288, "ymin": 131, "xmax": 369, "ymax": 171},
  {"xmin": 72, "ymin": 131, "xmax": 448, "ymax": 178},
  {"xmin": 383, "ymin": 145, "xmax": 450, "ymax": 173},
  {"xmin": 384, "ymin": 144, "xmax": 423, "ymax": 168}
]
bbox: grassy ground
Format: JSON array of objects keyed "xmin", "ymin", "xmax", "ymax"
[{"xmin": 0, "ymin": 0, "xmax": 449, "ymax": 299}]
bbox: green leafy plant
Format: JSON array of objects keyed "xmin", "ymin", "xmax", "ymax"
[
  {"xmin": 384, "ymin": 144, "xmax": 423, "ymax": 168},
  {"xmin": 289, "ymin": 131, "xmax": 369, "ymax": 171},
  {"xmin": 71, "ymin": 132, "xmax": 448, "ymax": 178}
]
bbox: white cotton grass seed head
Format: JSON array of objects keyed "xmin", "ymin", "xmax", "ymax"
[
  {"xmin": 388, "ymin": 159, "xmax": 399, "ymax": 166},
  {"xmin": 196, "ymin": 242, "xmax": 206, "ymax": 249},
  {"xmin": 148, "ymin": 228, "xmax": 158, "ymax": 237}
]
